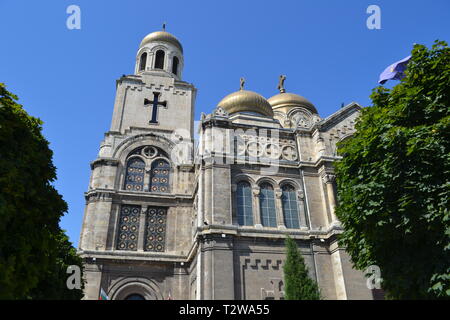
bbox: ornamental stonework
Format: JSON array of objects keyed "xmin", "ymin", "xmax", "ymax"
[{"xmin": 236, "ymin": 134, "xmax": 298, "ymax": 161}]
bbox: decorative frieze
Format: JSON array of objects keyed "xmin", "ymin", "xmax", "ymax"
[
  {"xmin": 243, "ymin": 258, "xmax": 283, "ymax": 270},
  {"xmin": 236, "ymin": 134, "xmax": 298, "ymax": 161}
]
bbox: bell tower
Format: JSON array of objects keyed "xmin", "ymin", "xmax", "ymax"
[
  {"xmin": 78, "ymin": 28, "xmax": 197, "ymax": 300},
  {"xmin": 106, "ymin": 27, "xmax": 195, "ymax": 141}
]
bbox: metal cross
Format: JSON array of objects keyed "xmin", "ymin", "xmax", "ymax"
[{"xmin": 144, "ymin": 92, "xmax": 167, "ymax": 124}]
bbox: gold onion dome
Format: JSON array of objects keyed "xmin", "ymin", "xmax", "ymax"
[
  {"xmin": 140, "ymin": 31, "xmax": 183, "ymax": 53},
  {"xmin": 268, "ymin": 75, "xmax": 317, "ymax": 114},
  {"xmin": 268, "ymin": 92, "xmax": 317, "ymax": 114},
  {"xmin": 217, "ymin": 90, "xmax": 274, "ymax": 117}
]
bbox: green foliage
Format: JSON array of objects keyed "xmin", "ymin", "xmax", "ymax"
[
  {"xmin": 27, "ymin": 230, "xmax": 85, "ymax": 300},
  {"xmin": 0, "ymin": 83, "xmax": 84, "ymax": 299},
  {"xmin": 283, "ymin": 236, "xmax": 320, "ymax": 300},
  {"xmin": 335, "ymin": 41, "xmax": 450, "ymax": 299}
]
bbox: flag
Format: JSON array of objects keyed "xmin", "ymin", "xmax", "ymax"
[
  {"xmin": 378, "ymin": 55, "xmax": 411, "ymax": 84},
  {"xmin": 99, "ymin": 288, "xmax": 109, "ymax": 300}
]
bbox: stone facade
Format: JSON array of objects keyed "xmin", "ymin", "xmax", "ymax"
[{"xmin": 78, "ymin": 29, "xmax": 374, "ymax": 300}]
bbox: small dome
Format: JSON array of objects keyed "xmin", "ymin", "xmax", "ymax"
[
  {"xmin": 217, "ymin": 90, "xmax": 274, "ymax": 117},
  {"xmin": 268, "ymin": 92, "xmax": 317, "ymax": 114},
  {"xmin": 140, "ymin": 31, "xmax": 183, "ymax": 53}
]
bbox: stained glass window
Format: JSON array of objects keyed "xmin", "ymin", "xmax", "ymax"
[
  {"xmin": 116, "ymin": 205, "xmax": 140, "ymax": 251},
  {"xmin": 236, "ymin": 181, "xmax": 253, "ymax": 226},
  {"xmin": 282, "ymin": 185, "xmax": 300, "ymax": 229},
  {"xmin": 124, "ymin": 158, "xmax": 145, "ymax": 191},
  {"xmin": 149, "ymin": 160, "xmax": 170, "ymax": 192},
  {"xmin": 144, "ymin": 207, "xmax": 167, "ymax": 252},
  {"xmin": 259, "ymin": 183, "xmax": 277, "ymax": 227}
]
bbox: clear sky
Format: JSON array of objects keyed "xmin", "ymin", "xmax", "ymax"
[{"xmin": 1, "ymin": 0, "xmax": 449, "ymax": 247}]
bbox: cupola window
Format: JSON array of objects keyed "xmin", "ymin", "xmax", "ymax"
[
  {"xmin": 172, "ymin": 56, "xmax": 179, "ymax": 75},
  {"xmin": 139, "ymin": 52, "xmax": 147, "ymax": 71},
  {"xmin": 155, "ymin": 50, "xmax": 165, "ymax": 69}
]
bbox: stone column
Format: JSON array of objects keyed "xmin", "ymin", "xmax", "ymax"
[
  {"xmin": 252, "ymin": 187, "xmax": 262, "ymax": 228},
  {"xmin": 82, "ymin": 262, "xmax": 103, "ymax": 300},
  {"xmin": 231, "ymin": 184, "xmax": 237, "ymax": 225},
  {"xmin": 322, "ymin": 174, "xmax": 338, "ymax": 224},
  {"xmin": 317, "ymin": 136, "xmax": 326, "ymax": 157},
  {"xmin": 137, "ymin": 207, "xmax": 146, "ymax": 251},
  {"xmin": 274, "ymin": 188, "xmax": 286, "ymax": 229},
  {"xmin": 144, "ymin": 165, "xmax": 151, "ymax": 192},
  {"xmin": 297, "ymin": 189, "xmax": 308, "ymax": 229}
]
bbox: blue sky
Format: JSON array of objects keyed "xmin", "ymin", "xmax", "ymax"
[{"xmin": 1, "ymin": 0, "xmax": 449, "ymax": 247}]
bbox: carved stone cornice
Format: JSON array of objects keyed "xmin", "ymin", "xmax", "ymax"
[
  {"xmin": 85, "ymin": 190, "xmax": 114, "ymax": 203},
  {"xmin": 322, "ymin": 174, "xmax": 336, "ymax": 184},
  {"xmin": 90, "ymin": 158, "xmax": 120, "ymax": 169}
]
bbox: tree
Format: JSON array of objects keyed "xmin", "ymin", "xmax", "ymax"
[
  {"xmin": 335, "ymin": 41, "xmax": 450, "ymax": 299},
  {"xmin": 283, "ymin": 236, "xmax": 320, "ymax": 300},
  {"xmin": 27, "ymin": 230, "xmax": 84, "ymax": 299},
  {"xmin": 0, "ymin": 83, "xmax": 84, "ymax": 299}
]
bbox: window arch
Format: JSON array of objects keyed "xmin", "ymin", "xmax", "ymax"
[
  {"xmin": 281, "ymin": 184, "xmax": 300, "ymax": 229},
  {"xmin": 172, "ymin": 56, "xmax": 179, "ymax": 75},
  {"xmin": 139, "ymin": 52, "xmax": 147, "ymax": 71},
  {"xmin": 124, "ymin": 158, "xmax": 145, "ymax": 191},
  {"xmin": 149, "ymin": 159, "xmax": 170, "ymax": 192},
  {"xmin": 259, "ymin": 183, "xmax": 277, "ymax": 227},
  {"xmin": 236, "ymin": 181, "xmax": 253, "ymax": 226},
  {"xmin": 155, "ymin": 50, "xmax": 165, "ymax": 69}
]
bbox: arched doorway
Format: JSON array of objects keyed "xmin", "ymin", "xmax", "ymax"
[{"xmin": 108, "ymin": 278, "xmax": 164, "ymax": 300}]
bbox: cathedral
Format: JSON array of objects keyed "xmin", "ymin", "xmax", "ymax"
[{"xmin": 78, "ymin": 28, "xmax": 374, "ymax": 300}]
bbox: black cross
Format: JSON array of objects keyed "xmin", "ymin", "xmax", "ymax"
[{"xmin": 144, "ymin": 92, "xmax": 167, "ymax": 124}]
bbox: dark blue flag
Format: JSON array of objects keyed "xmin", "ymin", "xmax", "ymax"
[{"xmin": 378, "ymin": 55, "xmax": 411, "ymax": 84}]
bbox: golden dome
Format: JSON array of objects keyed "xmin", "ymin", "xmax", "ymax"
[
  {"xmin": 217, "ymin": 90, "xmax": 274, "ymax": 117},
  {"xmin": 268, "ymin": 92, "xmax": 317, "ymax": 114},
  {"xmin": 140, "ymin": 31, "xmax": 183, "ymax": 53}
]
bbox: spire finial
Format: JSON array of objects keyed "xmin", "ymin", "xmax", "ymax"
[
  {"xmin": 278, "ymin": 75, "xmax": 286, "ymax": 93},
  {"xmin": 162, "ymin": 22, "xmax": 166, "ymax": 31},
  {"xmin": 240, "ymin": 77, "xmax": 245, "ymax": 90}
]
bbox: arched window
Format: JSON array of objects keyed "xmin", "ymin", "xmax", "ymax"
[
  {"xmin": 139, "ymin": 52, "xmax": 147, "ymax": 71},
  {"xmin": 236, "ymin": 181, "xmax": 253, "ymax": 226},
  {"xmin": 124, "ymin": 158, "xmax": 145, "ymax": 191},
  {"xmin": 172, "ymin": 56, "xmax": 179, "ymax": 75},
  {"xmin": 149, "ymin": 159, "xmax": 170, "ymax": 192},
  {"xmin": 281, "ymin": 185, "xmax": 300, "ymax": 229},
  {"xmin": 259, "ymin": 183, "xmax": 277, "ymax": 227},
  {"xmin": 155, "ymin": 50, "xmax": 165, "ymax": 69}
]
